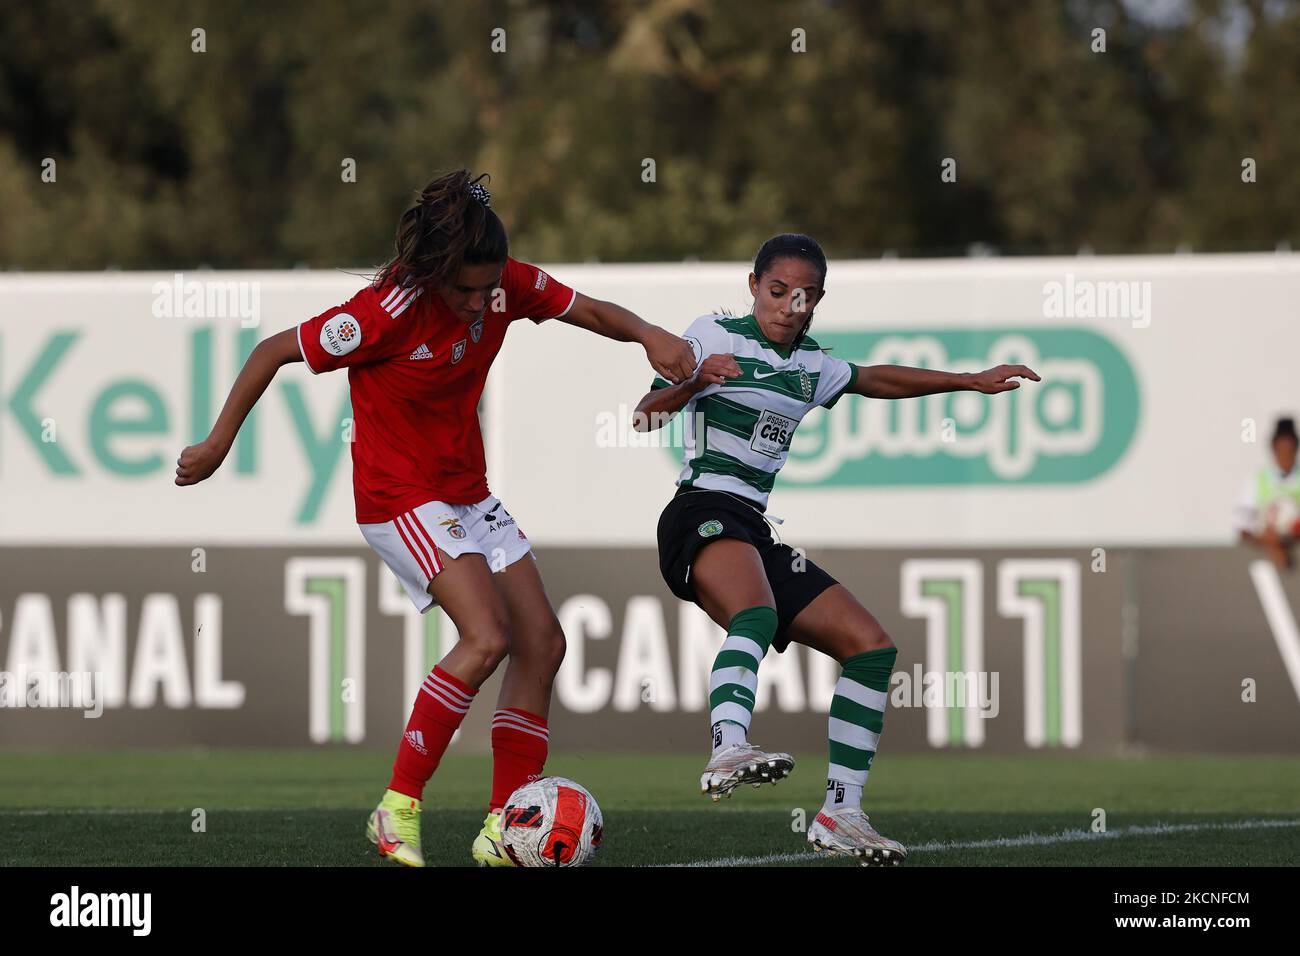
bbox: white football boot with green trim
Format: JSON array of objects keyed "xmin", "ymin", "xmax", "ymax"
[
  {"xmin": 366, "ymin": 789, "xmax": 425, "ymax": 867},
  {"xmin": 808, "ymin": 807, "xmax": 907, "ymax": 866},
  {"xmin": 700, "ymin": 743, "xmax": 795, "ymax": 801}
]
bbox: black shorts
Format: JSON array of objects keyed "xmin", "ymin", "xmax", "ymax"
[{"xmin": 656, "ymin": 488, "xmax": 838, "ymax": 652}]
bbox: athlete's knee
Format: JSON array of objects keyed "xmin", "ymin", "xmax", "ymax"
[
  {"xmin": 841, "ymin": 621, "xmax": 893, "ymax": 659},
  {"xmin": 868, "ymin": 623, "xmax": 894, "ymax": 652},
  {"xmin": 458, "ymin": 614, "xmax": 511, "ymax": 672},
  {"xmin": 516, "ymin": 616, "xmax": 566, "ymax": 677},
  {"xmin": 538, "ymin": 617, "xmax": 566, "ymax": 676}
]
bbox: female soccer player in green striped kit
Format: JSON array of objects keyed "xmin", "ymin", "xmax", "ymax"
[{"xmin": 633, "ymin": 234, "xmax": 1038, "ymax": 865}]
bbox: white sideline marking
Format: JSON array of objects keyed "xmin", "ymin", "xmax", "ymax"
[
  {"xmin": 662, "ymin": 818, "xmax": 1300, "ymax": 867},
  {"xmin": 1248, "ymin": 560, "xmax": 1300, "ymax": 705}
]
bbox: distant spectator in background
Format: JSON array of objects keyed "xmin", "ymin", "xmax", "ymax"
[{"xmin": 1237, "ymin": 417, "xmax": 1300, "ymax": 569}]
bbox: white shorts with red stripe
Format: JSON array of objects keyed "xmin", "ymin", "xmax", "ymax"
[{"xmin": 359, "ymin": 495, "xmax": 533, "ymax": 613}]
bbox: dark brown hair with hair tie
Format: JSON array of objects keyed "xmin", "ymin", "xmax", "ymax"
[{"xmin": 378, "ymin": 170, "xmax": 508, "ymax": 290}]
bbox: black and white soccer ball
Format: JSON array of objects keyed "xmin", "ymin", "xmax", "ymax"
[{"xmin": 500, "ymin": 776, "xmax": 603, "ymax": 867}]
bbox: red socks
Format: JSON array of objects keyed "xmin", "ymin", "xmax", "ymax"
[
  {"xmin": 489, "ymin": 708, "xmax": 550, "ymax": 812},
  {"xmin": 387, "ymin": 668, "xmax": 549, "ymax": 810},
  {"xmin": 388, "ymin": 666, "xmax": 476, "ymax": 800}
]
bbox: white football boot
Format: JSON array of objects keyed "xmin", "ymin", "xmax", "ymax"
[
  {"xmin": 700, "ymin": 743, "xmax": 795, "ymax": 801},
  {"xmin": 808, "ymin": 807, "xmax": 907, "ymax": 866}
]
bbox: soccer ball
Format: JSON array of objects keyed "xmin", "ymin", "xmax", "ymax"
[{"xmin": 500, "ymin": 776, "xmax": 603, "ymax": 867}]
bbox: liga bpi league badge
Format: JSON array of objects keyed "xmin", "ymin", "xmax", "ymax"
[
  {"xmin": 470, "ymin": 318, "xmax": 484, "ymax": 343},
  {"xmin": 451, "ymin": 339, "xmax": 466, "ymax": 364}
]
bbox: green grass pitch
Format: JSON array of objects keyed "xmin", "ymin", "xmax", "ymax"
[{"xmin": 1, "ymin": 750, "xmax": 1297, "ymax": 866}]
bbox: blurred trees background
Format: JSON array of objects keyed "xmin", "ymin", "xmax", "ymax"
[{"xmin": 1, "ymin": 0, "xmax": 1297, "ymax": 269}]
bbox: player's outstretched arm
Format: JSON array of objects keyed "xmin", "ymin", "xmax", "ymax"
[
  {"xmin": 632, "ymin": 354, "xmax": 741, "ymax": 432},
  {"xmin": 175, "ymin": 328, "xmax": 303, "ymax": 486},
  {"xmin": 559, "ymin": 293, "xmax": 696, "ymax": 383},
  {"xmin": 848, "ymin": 363, "xmax": 1040, "ymax": 400}
]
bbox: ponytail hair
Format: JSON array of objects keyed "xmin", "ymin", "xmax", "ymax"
[{"xmin": 377, "ymin": 170, "xmax": 508, "ymax": 290}]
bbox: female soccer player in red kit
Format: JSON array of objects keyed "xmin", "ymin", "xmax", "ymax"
[{"xmin": 176, "ymin": 170, "xmax": 695, "ymax": 866}]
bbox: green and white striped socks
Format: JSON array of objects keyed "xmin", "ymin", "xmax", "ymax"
[
  {"xmin": 709, "ymin": 606, "xmax": 779, "ymax": 753},
  {"xmin": 824, "ymin": 646, "xmax": 897, "ymax": 811}
]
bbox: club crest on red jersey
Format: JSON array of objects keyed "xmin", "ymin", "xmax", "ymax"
[
  {"xmin": 451, "ymin": 339, "xmax": 466, "ymax": 364},
  {"xmin": 470, "ymin": 318, "xmax": 484, "ymax": 343}
]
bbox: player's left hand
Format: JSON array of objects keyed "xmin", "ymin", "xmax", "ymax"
[
  {"xmin": 644, "ymin": 328, "xmax": 697, "ymax": 384},
  {"xmin": 966, "ymin": 364, "xmax": 1040, "ymax": 394}
]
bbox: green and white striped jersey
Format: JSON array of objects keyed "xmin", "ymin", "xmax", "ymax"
[{"xmin": 650, "ymin": 313, "xmax": 856, "ymax": 509}]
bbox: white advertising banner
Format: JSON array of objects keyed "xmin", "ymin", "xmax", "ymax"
[
  {"xmin": 491, "ymin": 253, "xmax": 1299, "ymax": 547},
  {"xmin": 0, "ymin": 254, "xmax": 1296, "ymax": 546}
]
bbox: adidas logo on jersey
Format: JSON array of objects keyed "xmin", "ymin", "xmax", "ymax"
[
  {"xmin": 409, "ymin": 343, "xmax": 434, "ymax": 361},
  {"xmin": 404, "ymin": 729, "xmax": 428, "ymax": 755}
]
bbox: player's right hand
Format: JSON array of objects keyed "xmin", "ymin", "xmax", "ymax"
[
  {"xmin": 688, "ymin": 354, "xmax": 741, "ymax": 393},
  {"xmin": 175, "ymin": 439, "xmax": 228, "ymax": 486}
]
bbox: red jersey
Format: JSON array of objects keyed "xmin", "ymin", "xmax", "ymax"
[{"xmin": 296, "ymin": 257, "xmax": 576, "ymax": 523}]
